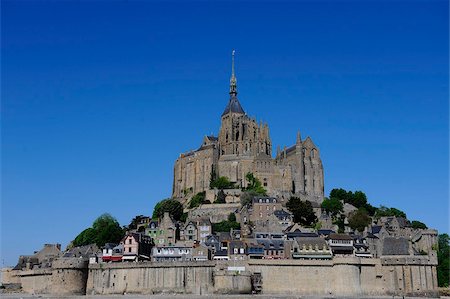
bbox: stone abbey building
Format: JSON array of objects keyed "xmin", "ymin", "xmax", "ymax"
[{"xmin": 172, "ymin": 53, "xmax": 324, "ymax": 204}]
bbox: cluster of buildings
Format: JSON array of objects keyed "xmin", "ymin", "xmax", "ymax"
[{"xmin": 88, "ymin": 208, "xmax": 436, "ymax": 265}]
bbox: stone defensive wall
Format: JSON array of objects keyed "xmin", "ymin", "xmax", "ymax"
[
  {"xmin": 247, "ymin": 256, "xmax": 438, "ymax": 297},
  {"xmin": 2, "ymin": 258, "xmax": 89, "ymax": 296},
  {"xmin": 2, "ymin": 256, "xmax": 438, "ymax": 297}
]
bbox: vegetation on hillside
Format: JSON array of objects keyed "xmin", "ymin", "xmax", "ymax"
[
  {"xmin": 240, "ymin": 173, "xmax": 267, "ymax": 207},
  {"xmin": 210, "ymin": 176, "xmax": 236, "ymax": 190},
  {"xmin": 189, "ymin": 191, "xmax": 207, "ymax": 209},
  {"xmin": 321, "ymin": 197, "xmax": 344, "ymax": 219},
  {"xmin": 212, "ymin": 213, "xmax": 240, "ymax": 232},
  {"xmin": 71, "ymin": 213, "xmax": 124, "ymax": 248},
  {"xmin": 244, "ymin": 172, "xmax": 267, "ymax": 195},
  {"xmin": 348, "ymin": 208, "xmax": 371, "ymax": 232},
  {"xmin": 152, "ymin": 199, "xmax": 184, "ymax": 221},
  {"xmin": 286, "ymin": 197, "xmax": 317, "ymax": 227}
]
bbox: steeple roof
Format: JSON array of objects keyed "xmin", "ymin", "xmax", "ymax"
[
  {"xmin": 222, "ymin": 50, "xmax": 245, "ymax": 117},
  {"xmin": 222, "ymin": 95, "xmax": 245, "ymax": 116}
]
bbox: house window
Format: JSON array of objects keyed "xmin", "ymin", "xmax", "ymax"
[
  {"xmin": 128, "ymin": 248, "xmax": 131, "ymax": 253},
  {"xmin": 129, "ymin": 239, "xmax": 132, "ymax": 244}
]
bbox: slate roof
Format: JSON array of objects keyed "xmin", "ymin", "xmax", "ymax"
[
  {"xmin": 64, "ymin": 244, "xmax": 99, "ymax": 258},
  {"xmin": 371, "ymin": 226, "xmax": 382, "ymax": 234},
  {"xmin": 103, "ymin": 243, "xmax": 118, "ymax": 250},
  {"xmin": 214, "ymin": 249, "xmax": 228, "ymax": 257},
  {"xmin": 286, "ymin": 231, "xmax": 319, "ymax": 239},
  {"xmin": 222, "ymin": 96, "xmax": 245, "ymax": 116},
  {"xmin": 217, "ymin": 232, "xmax": 232, "ymax": 243},
  {"xmin": 274, "ymin": 209, "xmax": 292, "ymax": 220},
  {"xmin": 318, "ymin": 229, "xmax": 335, "ymax": 236},
  {"xmin": 329, "ymin": 233, "xmax": 353, "ymax": 241},
  {"xmin": 206, "ymin": 136, "xmax": 218, "ymax": 141},
  {"xmin": 382, "ymin": 237, "xmax": 410, "ymax": 255},
  {"xmin": 257, "ymin": 239, "xmax": 284, "ymax": 251},
  {"xmin": 295, "ymin": 237, "xmax": 328, "ymax": 248}
]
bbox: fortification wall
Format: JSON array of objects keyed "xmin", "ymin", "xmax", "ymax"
[
  {"xmin": 86, "ymin": 261, "xmax": 216, "ymax": 295},
  {"xmin": 5, "ymin": 256, "xmax": 438, "ymax": 297},
  {"xmin": 18, "ymin": 269, "xmax": 53, "ymax": 294},
  {"xmin": 247, "ymin": 256, "xmax": 438, "ymax": 297}
]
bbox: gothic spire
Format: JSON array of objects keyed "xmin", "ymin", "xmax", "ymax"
[
  {"xmin": 229, "ymin": 49, "xmax": 237, "ymax": 96},
  {"xmin": 222, "ymin": 50, "xmax": 245, "ymax": 117}
]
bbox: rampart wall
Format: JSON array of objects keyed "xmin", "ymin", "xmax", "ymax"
[{"xmin": 2, "ymin": 256, "xmax": 438, "ymax": 297}]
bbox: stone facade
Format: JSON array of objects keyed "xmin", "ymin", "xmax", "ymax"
[{"xmin": 172, "ymin": 55, "xmax": 324, "ymax": 205}]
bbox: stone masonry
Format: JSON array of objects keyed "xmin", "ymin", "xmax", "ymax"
[{"xmin": 172, "ymin": 52, "xmax": 324, "ymax": 205}]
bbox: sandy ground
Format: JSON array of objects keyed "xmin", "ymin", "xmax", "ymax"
[{"xmin": 0, "ymin": 294, "xmax": 443, "ymax": 299}]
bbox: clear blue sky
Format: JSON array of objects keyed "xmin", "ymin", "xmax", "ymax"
[{"xmin": 1, "ymin": 1, "xmax": 448, "ymax": 266}]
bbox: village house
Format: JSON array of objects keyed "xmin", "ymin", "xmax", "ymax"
[
  {"xmin": 101, "ymin": 243, "xmax": 123, "ymax": 263},
  {"xmin": 155, "ymin": 212, "xmax": 177, "ymax": 246},
  {"xmin": 285, "ymin": 237, "xmax": 332, "ymax": 260},
  {"xmin": 181, "ymin": 220, "xmax": 198, "ymax": 242},
  {"xmin": 197, "ymin": 218, "xmax": 212, "ymax": 243},
  {"xmin": 246, "ymin": 241, "xmax": 265, "ymax": 259},
  {"xmin": 353, "ymin": 236, "xmax": 372, "ymax": 258},
  {"xmin": 249, "ymin": 197, "xmax": 282, "ymax": 222},
  {"xmin": 204, "ymin": 234, "xmax": 220, "ymax": 253},
  {"xmin": 192, "ymin": 244, "xmax": 211, "ymax": 261},
  {"xmin": 14, "ymin": 244, "xmax": 62, "ymax": 270},
  {"xmin": 152, "ymin": 244, "xmax": 192, "ymax": 262},
  {"xmin": 254, "ymin": 232, "xmax": 285, "ymax": 259},
  {"xmin": 121, "ymin": 233, "xmax": 153, "ymax": 262},
  {"xmin": 328, "ymin": 233, "xmax": 354, "ymax": 256},
  {"xmin": 229, "ymin": 240, "xmax": 247, "ymax": 260},
  {"xmin": 145, "ymin": 219, "xmax": 160, "ymax": 241}
]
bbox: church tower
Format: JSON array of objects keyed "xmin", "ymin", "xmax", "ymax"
[{"xmin": 218, "ymin": 51, "xmax": 272, "ymax": 158}]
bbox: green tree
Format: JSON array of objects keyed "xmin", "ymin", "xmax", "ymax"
[
  {"xmin": 411, "ymin": 220, "xmax": 428, "ymax": 230},
  {"xmin": 189, "ymin": 192, "xmax": 206, "ymax": 209},
  {"xmin": 210, "ymin": 176, "xmax": 235, "ymax": 189},
  {"xmin": 330, "ymin": 188, "xmax": 352, "ymax": 202},
  {"xmin": 212, "ymin": 219, "xmax": 240, "ymax": 233},
  {"xmin": 438, "ymin": 233, "xmax": 450, "ymax": 287},
  {"xmin": 351, "ymin": 191, "xmax": 368, "ymax": 208},
  {"xmin": 333, "ymin": 215, "xmax": 346, "ymax": 233},
  {"xmin": 244, "ymin": 172, "xmax": 267, "ymax": 195},
  {"xmin": 228, "ymin": 213, "xmax": 237, "ymax": 222},
  {"xmin": 321, "ymin": 197, "xmax": 343, "ymax": 218},
  {"xmin": 72, "ymin": 214, "xmax": 124, "ymax": 248},
  {"xmin": 286, "ymin": 197, "xmax": 317, "ymax": 227},
  {"xmin": 375, "ymin": 205, "xmax": 407, "ymax": 219},
  {"xmin": 152, "ymin": 199, "xmax": 184, "ymax": 221},
  {"xmin": 348, "ymin": 208, "xmax": 371, "ymax": 232}
]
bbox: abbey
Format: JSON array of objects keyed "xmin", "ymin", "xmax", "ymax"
[{"xmin": 172, "ymin": 53, "xmax": 324, "ymax": 204}]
